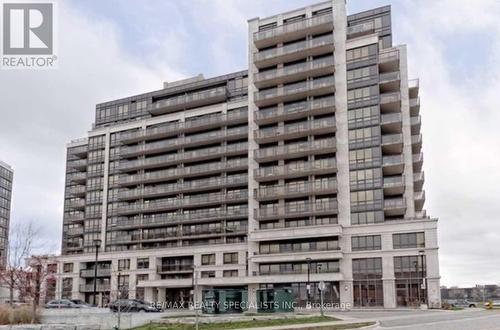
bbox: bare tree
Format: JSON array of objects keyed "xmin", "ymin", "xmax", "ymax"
[
  {"xmin": 0, "ymin": 222, "xmax": 38, "ymax": 307},
  {"xmin": 16, "ymin": 255, "xmax": 56, "ymax": 323}
]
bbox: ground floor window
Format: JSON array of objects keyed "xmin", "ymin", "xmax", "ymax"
[
  {"xmin": 352, "ymin": 258, "xmax": 384, "ymax": 307},
  {"xmin": 260, "ymin": 282, "xmax": 340, "ymax": 307},
  {"xmin": 353, "ymin": 280, "xmax": 384, "ymax": 307},
  {"xmin": 394, "ymin": 255, "xmax": 427, "ymax": 307}
]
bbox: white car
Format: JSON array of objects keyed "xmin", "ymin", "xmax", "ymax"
[{"xmin": 491, "ymin": 300, "xmax": 500, "ymax": 307}]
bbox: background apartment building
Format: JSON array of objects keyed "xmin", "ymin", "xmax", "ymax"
[
  {"xmin": 54, "ymin": 1, "xmax": 440, "ymax": 309},
  {"xmin": 0, "ymin": 161, "xmax": 12, "ymax": 266}
]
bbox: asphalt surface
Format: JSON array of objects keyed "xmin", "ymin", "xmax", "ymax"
[{"xmin": 331, "ymin": 309, "xmax": 500, "ymax": 330}]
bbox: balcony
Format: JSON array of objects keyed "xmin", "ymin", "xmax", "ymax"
[
  {"xmin": 254, "ymin": 34, "xmax": 334, "ymax": 68},
  {"xmin": 150, "ymin": 86, "xmax": 227, "ymax": 115},
  {"xmin": 413, "ymin": 171, "xmax": 425, "ymax": 191},
  {"xmin": 255, "ymin": 158, "xmax": 336, "ymax": 182},
  {"xmin": 79, "ymin": 284, "xmax": 110, "ymax": 292},
  {"xmin": 80, "ymin": 268, "xmax": 111, "ymax": 278},
  {"xmin": 118, "ymin": 159, "xmax": 247, "ymax": 186},
  {"xmin": 384, "ymin": 198, "xmax": 406, "ymax": 216},
  {"xmin": 413, "ymin": 153, "xmax": 423, "ymax": 172},
  {"xmin": 381, "ymin": 133, "xmax": 403, "ymax": 153},
  {"xmin": 410, "ymin": 97, "xmax": 420, "ymax": 116},
  {"xmin": 383, "ymin": 176, "xmax": 404, "ymax": 195},
  {"xmin": 110, "ymin": 208, "xmax": 248, "ymax": 230},
  {"xmin": 254, "ymin": 117, "xmax": 335, "ymax": 143},
  {"xmin": 120, "ymin": 127, "xmax": 248, "ymax": 157},
  {"xmin": 65, "ymin": 199, "xmax": 85, "ymax": 210},
  {"xmin": 415, "ymin": 190, "xmax": 425, "ymax": 211},
  {"xmin": 382, "ymin": 155, "xmax": 404, "ymax": 175},
  {"xmin": 380, "ymin": 112, "xmax": 402, "ymax": 134},
  {"xmin": 347, "ymin": 21, "xmax": 376, "ymax": 38},
  {"xmin": 119, "ymin": 143, "xmax": 248, "ymax": 171},
  {"xmin": 254, "ymin": 56, "xmax": 334, "ymax": 89},
  {"xmin": 254, "ymin": 76, "xmax": 335, "ymax": 107},
  {"xmin": 67, "ymin": 185, "xmax": 86, "ymax": 197},
  {"xmin": 255, "ymin": 201, "xmax": 338, "ymax": 221},
  {"xmin": 379, "ymin": 71, "xmax": 400, "ymax": 93},
  {"xmin": 412, "ymin": 134, "xmax": 422, "ymax": 153},
  {"xmin": 121, "ymin": 109, "xmax": 248, "ymax": 143},
  {"xmin": 254, "ymin": 138, "xmax": 335, "ymax": 163},
  {"xmin": 351, "ymin": 200, "xmax": 383, "ymax": 213},
  {"xmin": 64, "ymin": 212, "xmax": 85, "ymax": 222},
  {"xmin": 69, "ymin": 145, "xmax": 88, "ymax": 157},
  {"xmin": 255, "ymin": 180, "xmax": 337, "ymax": 201},
  {"xmin": 379, "ymin": 49, "xmax": 399, "ymax": 72},
  {"xmin": 409, "ymin": 79, "xmax": 419, "ymax": 98},
  {"xmin": 250, "ymin": 223, "xmax": 341, "ymax": 241},
  {"xmin": 117, "ymin": 191, "xmax": 248, "ymax": 215},
  {"xmin": 157, "ymin": 264, "xmax": 193, "ymax": 274},
  {"xmin": 253, "ymin": 14, "xmax": 333, "ymax": 49},
  {"xmin": 410, "ymin": 115, "xmax": 421, "ymax": 134},
  {"xmin": 67, "ymin": 159, "xmax": 87, "ymax": 170},
  {"xmin": 254, "ymin": 96, "xmax": 335, "ymax": 125},
  {"xmin": 119, "ymin": 175, "xmax": 248, "ymax": 200},
  {"xmin": 66, "ymin": 172, "xmax": 86, "ymax": 183},
  {"xmin": 65, "ymin": 227, "xmax": 84, "ymax": 236},
  {"xmin": 379, "ymin": 92, "xmax": 401, "ymax": 113}
]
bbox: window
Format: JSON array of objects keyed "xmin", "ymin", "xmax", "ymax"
[
  {"xmin": 223, "ymin": 270, "xmax": 238, "ymax": 277},
  {"xmin": 351, "ymin": 211, "xmax": 384, "ymax": 225},
  {"xmin": 63, "ymin": 263, "xmax": 73, "ymax": 273},
  {"xmin": 201, "ymin": 254, "xmax": 216, "ymax": 265},
  {"xmin": 201, "ymin": 271, "xmax": 216, "ymax": 278},
  {"xmin": 223, "ymin": 253, "xmax": 238, "ymax": 265},
  {"xmin": 352, "ymin": 235, "xmax": 382, "ymax": 251},
  {"xmin": 118, "ymin": 259, "xmax": 130, "ymax": 271},
  {"xmin": 393, "ymin": 232, "xmax": 425, "ymax": 249},
  {"xmin": 137, "ymin": 257, "xmax": 149, "ymax": 269}
]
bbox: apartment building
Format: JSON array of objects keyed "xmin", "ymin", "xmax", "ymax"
[
  {"xmin": 0, "ymin": 161, "xmax": 12, "ymax": 266},
  {"xmin": 51, "ymin": 1, "xmax": 440, "ymax": 309}
]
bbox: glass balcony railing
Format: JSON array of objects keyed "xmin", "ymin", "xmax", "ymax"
[
  {"xmin": 151, "ymin": 86, "xmax": 227, "ymax": 113},
  {"xmin": 255, "ymin": 158, "xmax": 336, "ymax": 180},
  {"xmin": 119, "ymin": 143, "xmax": 248, "ymax": 170},
  {"xmin": 254, "ymin": 14, "xmax": 332, "ymax": 43},
  {"xmin": 255, "ymin": 96, "xmax": 335, "ymax": 122},
  {"xmin": 256, "ymin": 180, "xmax": 337, "ymax": 199},
  {"xmin": 254, "ymin": 76, "xmax": 335, "ymax": 104},
  {"xmin": 254, "ymin": 34, "xmax": 334, "ymax": 63},
  {"xmin": 255, "ymin": 117, "xmax": 335, "ymax": 140},
  {"xmin": 255, "ymin": 138, "xmax": 335, "ymax": 160},
  {"xmin": 254, "ymin": 56, "xmax": 334, "ymax": 83},
  {"xmin": 256, "ymin": 200, "xmax": 338, "ymax": 219}
]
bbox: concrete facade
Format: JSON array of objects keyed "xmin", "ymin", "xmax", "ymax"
[{"xmin": 51, "ymin": 1, "xmax": 440, "ymax": 310}]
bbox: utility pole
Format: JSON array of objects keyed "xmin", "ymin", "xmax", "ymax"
[
  {"xmin": 117, "ymin": 272, "xmax": 122, "ymax": 330},
  {"xmin": 193, "ymin": 267, "xmax": 199, "ymax": 330}
]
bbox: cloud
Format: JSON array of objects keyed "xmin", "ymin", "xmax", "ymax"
[
  {"xmin": 0, "ymin": 1, "xmax": 186, "ymax": 252},
  {"xmin": 392, "ymin": 0, "xmax": 500, "ymax": 286}
]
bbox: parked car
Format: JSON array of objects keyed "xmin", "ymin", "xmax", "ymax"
[
  {"xmin": 448, "ymin": 299, "xmax": 477, "ymax": 308},
  {"xmin": 45, "ymin": 299, "xmax": 82, "ymax": 309},
  {"xmin": 109, "ymin": 299, "xmax": 160, "ymax": 313},
  {"xmin": 70, "ymin": 299, "xmax": 91, "ymax": 308}
]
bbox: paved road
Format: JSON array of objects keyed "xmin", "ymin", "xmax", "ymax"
[{"xmin": 331, "ymin": 309, "xmax": 500, "ymax": 330}]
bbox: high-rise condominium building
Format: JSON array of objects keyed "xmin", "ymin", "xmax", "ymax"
[
  {"xmin": 51, "ymin": 1, "xmax": 440, "ymax": 309},
  {"xmin": 0, "ymin": 161, "xmax": 13, "ymax": 265}
]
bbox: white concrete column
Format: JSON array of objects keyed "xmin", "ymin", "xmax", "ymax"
[
  {"xmin": 333, "ymin": 0, "xmax": 350, "ymax": 228},
  {"xmin": 144, "ymin": 287, "xmax": 154, "ymax": 302},
  {"xmin": 157, "ymin": 287, "xmax": 166, "ymax": 303},
  {"xmin": 383, "ymin": 255, "xmax": 396, "ymax": 308},
  {"xmin": 100, "ymin": 130, "xmax": 111, "ymax": 247},
  {"xmin": 247, "ymin": 17, "xmax": 260, "ymax": 277},
  {"xmin": 246, "ymin": 283, "xmax": 259, "ymax": 313},
  {"xmin": 340, "ymin": 280, "xmax": 353, "ymax": 308}
]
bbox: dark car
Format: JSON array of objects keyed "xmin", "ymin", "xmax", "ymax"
[
  {"xmin": 45, "ymin": 299, "xmax": 81, "ymax": 309},
  {"xmin": 109, "ymin": 299, "xmax": 160, "ymax": 313}
]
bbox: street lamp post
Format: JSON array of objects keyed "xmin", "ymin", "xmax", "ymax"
[
  {"xmin": 93, "ymin": 239, "xmax": 102, "ymax": 307},
  {"xmin": 413, "ymin": 260, "xmax": 420, "ymax": 305},
  {"xmin": 306, "ymin": 258, "xmax": 312, "ymax": 307}
]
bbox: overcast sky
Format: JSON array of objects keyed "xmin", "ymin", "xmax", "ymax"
[{"xmin": 0, "ymin": 0, "xmax": 499, "ymax": 287}]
